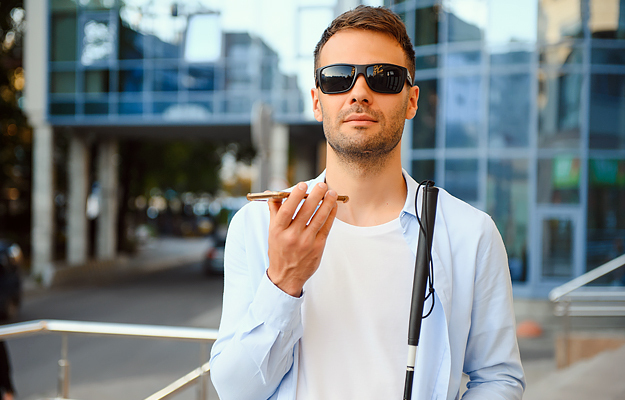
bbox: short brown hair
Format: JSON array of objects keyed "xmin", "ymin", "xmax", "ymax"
[{"xmin": 313, "ymin": 5, "xmax": 416, "ymax": 79}]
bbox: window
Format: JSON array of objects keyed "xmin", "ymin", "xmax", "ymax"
[
  {"xmin": 445, "ymin": 75, "xmax": 482, "ymax": 148},
  {"xmin": 445, "ymin": 159, "xmax": 478, "ymax": 203},
  {"xmin": 538, "ymin": 71, "xmax": 582, "ymax": 148},
  {"xmin": 489, "ymin": 73, "xmax": 530, "ymax": 148},
  {"xmin": 487, "ymin": 159, "xmax": 529, "ymax": 282},
  {"xmin": 589, "ymin": 74, "xmax": 625, "ymax": 149},
  {"xmin": 537, "ymin": 157, "xmax": 580, "ymax": 204},
  {"xmin": 412, "ymin": 79, "xmax": 437, "ymax": 149},
  {"xmin": 411, "ymin": 159, "xmax": 436, "ymax": 183},
  {"xmin": 587, "ymin": 159, "xmax": 625, "ymax": 274}
]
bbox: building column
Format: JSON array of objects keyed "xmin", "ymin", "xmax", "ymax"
[
  {"xmin": 66, "ymin": 132, "xmax": 90, "ymax": 265},
  {"xmin": 25, "ymin": 0, "xmax": 54, "ymax": 283},
  {"xmin": 96, "ymin": 139, "xmax": 119, "ymax": 260},
  {"xmin": 31, "ymin": 125, "xmax": 54, "ymax": 281},
  {"xmin": 251, "ymin": 102, "xmax": 272, "ymax": 192},
  {"xmin": 269, "ymin": 123, "xmax": 289, "ymax": 190}
]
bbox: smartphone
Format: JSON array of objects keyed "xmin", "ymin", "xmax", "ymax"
[{"xmin": 246, "ymin": 191, "xmax": 349, "ymax": 203}]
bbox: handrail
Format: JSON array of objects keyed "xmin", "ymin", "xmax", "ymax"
[
  {"xmin": 0, "ymin": 320, "xmax": 219, "ymax": 400},
  {"xmin": 143, "ymin": 361, "xmax": 211, "ymax": 400},
  {"xmin": 548, "ymin": 253, "xmax": 625, "ymax": 302},
  {"xmin": 0, "ymin": 319, "xmax": 219, "ymax": 341}
]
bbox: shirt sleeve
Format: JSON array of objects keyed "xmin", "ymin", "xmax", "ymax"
[
  {"xmin": 210, "ymin": 206, "xmax": 304, "ymax": 400},
  {"xmin": 461, "ymin": 217, "xmax": 526, "ymax": 400}
]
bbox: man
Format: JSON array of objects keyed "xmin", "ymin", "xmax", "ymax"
[{"xmin": 210, "ymin": 6, "xmax": 525, "ymax": 400}]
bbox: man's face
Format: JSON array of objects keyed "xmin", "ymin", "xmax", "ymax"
[{"xmin": 311, "ymin": 29, "xmax": 419, "ymax": 165}]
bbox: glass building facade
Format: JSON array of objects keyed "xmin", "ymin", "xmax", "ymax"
[
  {"xmin": 48, "ymin": 0, "xmax": 304, "ymax": 125},
  {"xmin": 389, "ymin": 0, "xmax": 625, "ymax": 296}
]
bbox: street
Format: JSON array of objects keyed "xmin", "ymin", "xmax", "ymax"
[{"xmin": 5, "ymin": 262, "xmax": 224, "ymax": 400}]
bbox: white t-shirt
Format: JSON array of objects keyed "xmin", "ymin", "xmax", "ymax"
[{"xmin": 296, "ymin": 217, "xmax": 416, "ymax": 399}]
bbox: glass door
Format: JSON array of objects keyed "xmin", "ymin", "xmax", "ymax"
[{"xmin": 537, "ymin": 210, "xmax": 583, "ymax": 280}]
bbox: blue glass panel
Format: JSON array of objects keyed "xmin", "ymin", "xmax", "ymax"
[
  {"xmin": 225, "ymin": 98, "xmax": 252, "ymax": 114},
  {"xmin": 489, "ymin": 73, "xmax": 530, "ymax": 148},
  {"xmin": 51, "ymin": 14, "xmax": 77, "ymax": 62},
  {"xmin": 414, "ymin": 6, "xmax": 439, "ymax": 46},
  {"xmin": 147, "ymin": 35, "xmax": 180, "ymax": 59},
  {"xmin": 589, "ymin": 74, "xmax": 625, "ymax": 149},
  {"xmin": 153, "ymin": 68, "xmax": 178, "ymax": 92},
  {"xmin": 490, "ymin": 51, "xmax": 532, "ymax": 65},
  {"xmin": 185, "ymin": 67, "xmax": 215, "ymax": 91},
  {"xmin": 50, "ymin": 102, "xmax": 76, "ymax": 115},
  {"xmin": 445, "ymin": 159, "xmax": 478, "ymax": 203},
  {"xmin": 587, "ymin": 159, "xmax": 625, "ymax": 275},
  {"xmin": 411, "ymin": 159, "xmax": 435, "ymax": 183},
  {"xmin": 85, "ymin": 102, "xmax": 108, "ymax": 114},
  {"xmin": 119, "ymin": 69, "xmax": 143, "ymax": 92},
  {"xmin": 487, "ymin": 159, "xmax": 528, "ymax": 282},
  {"xmin": 153, "ymin": 101, "xmax": 177, "ymax": 114},
  {"xmin": 591, "ymin": 47, "xmax": 625, "ymax": 65},
  {"xmin": 412, "ymin": 79, "xmax": 437, "ymax": 149},
  {"xmin": 445, "ymin": 51, "xmax": 481, "ymax": 67},
  {"xmin": 445, "ymin": 75, "xmax": 481, "ymax": 148},
  {"xmin": 537, "ymin": 157, "xmax": 580, "ymax": 204},
  {"xmin": 118, "ymin": 102, "xmax": 143, "ymax": 114},
  {"xmin": 85, "ymin": 70, "xmax": 109, "ymax": 93},
  {"xmin": 51, "ymin": 71, "xmax": 76, "ymax": 93},
  {"xmin": 538, "ymin": 71, "xmax": 582, "ymax": 148},
  {"xmin": 415, "ymin": 54, "xmax": 438, "ymax": 70},
  {"xmin": 119, "ymin": 22, "xmax": 144, "ymax": 59}
]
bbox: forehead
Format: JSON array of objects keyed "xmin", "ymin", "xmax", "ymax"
[{"xmin": 318, "ymin": 29, "xmax": 407, "ymax": 68}]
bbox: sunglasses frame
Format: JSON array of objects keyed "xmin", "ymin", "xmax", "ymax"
[{"xmin": 315, "ymin": 63, "xmax": 413, "ymax": 94}]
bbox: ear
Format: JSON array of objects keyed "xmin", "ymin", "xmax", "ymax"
[
  {"xmin": 405, "ymin": 85, "xmax": 419, "ymax": 120},
  {"xmin": 311, "ymin": 88, "xmax": 323, "ymax": 122}
]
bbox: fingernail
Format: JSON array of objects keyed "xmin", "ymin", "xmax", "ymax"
[
  {"xmin": 327, "ymin": 189, "xmax": 337, "ymax": 199},
  {"xmin": 297, "ymin": 182, "xmax": 307, "ymax": 191},
  {"xmin": 318, "ymin": 182, "xmax": 327, "ymax": 190}
]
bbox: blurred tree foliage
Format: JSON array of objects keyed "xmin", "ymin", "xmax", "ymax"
[{"xmin": 0, "ymin": 1, "xmax": 31, "ymax": 252}]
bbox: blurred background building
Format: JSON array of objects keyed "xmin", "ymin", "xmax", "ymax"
[
  {"xmin": 11, "ymin": 0, "xmax": 625, "ymax": 297},
  {"xmin": 386, "ymin": 0, "xmax": 625, "ymax": 297}
]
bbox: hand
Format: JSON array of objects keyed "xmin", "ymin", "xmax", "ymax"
[
  {"xmin": 3, "ymin": 392, "xmax": 14, "ymax": 400},
  {"xmin": 267, "ymin": 182, "xmax": 338, "ymax": 297}
]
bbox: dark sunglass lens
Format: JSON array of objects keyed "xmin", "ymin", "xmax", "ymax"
[
  {"xmin": 321, "ymin": 65, "xmax": 355, "ymax": 93},
  {"xmin": 366, "ymin": 64, "xmax": 403, "ymax": 93}
]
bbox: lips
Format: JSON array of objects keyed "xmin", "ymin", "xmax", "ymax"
[{"xmin": 343, "ymin": 114, "xmax": 377, "ymax": 123}]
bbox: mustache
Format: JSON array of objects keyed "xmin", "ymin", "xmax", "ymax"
[{"xmin": 338, "ymin": 105, "xmax": 382, "ymax": 122}]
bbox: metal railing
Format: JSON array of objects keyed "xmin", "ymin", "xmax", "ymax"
[
  {"xmin": 0, "ymin": 320, "xmax": 219, "ymax": 400},
  {"xmin": 548, "ymin": 253, "xmax": 625, "ymax": 366}
]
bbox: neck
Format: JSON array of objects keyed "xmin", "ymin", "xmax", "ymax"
[{"xmin": 325, "ymin": 147, "xmax": 406, "ymax": 227}]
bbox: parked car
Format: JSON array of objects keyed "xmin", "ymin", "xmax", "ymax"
[
  {"xmin": 202, "ymin": 234, "xmax": 226, "ymax": 276},
  {"xmin": 0, "ymin": 240, "xmax": 23, "ymax": 320}
]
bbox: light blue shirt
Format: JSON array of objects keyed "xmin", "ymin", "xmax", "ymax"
[{"xmin": 210, "ymin": 171, "xmax": 525, "ymax": 400}]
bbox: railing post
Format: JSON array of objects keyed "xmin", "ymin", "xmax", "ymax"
[
  {"xmin": 563, "ymin": 299, "xmax": 571, "ymax": 368},
  {"xmin": 58, "ymin": 333, "xmax": 70, "ymax": 398},
  {"xmin": 197, "ymin": 342, "xmax": 208, "ymax": 400}
]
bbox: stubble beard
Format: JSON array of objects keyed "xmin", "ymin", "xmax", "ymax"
[{"xmin": 323, "ymin": 102, "xmax": 407, "ymax": 174}]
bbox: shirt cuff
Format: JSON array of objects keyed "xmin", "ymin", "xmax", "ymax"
[{"xmin": 249, "ymin": 271, "xmax": 304, "ymax": 332}]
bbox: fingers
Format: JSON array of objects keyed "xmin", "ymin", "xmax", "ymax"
[
  {"xmin": 292, "ymin": 182, "xmax": 330, "ymax": 226},
  {"xmin": 270, "ymin": 182, "xmax": 308, "ymax": 228},
  {"xmin": 306, "ymin": 189, "xmax": 338, "ymax": 234}
]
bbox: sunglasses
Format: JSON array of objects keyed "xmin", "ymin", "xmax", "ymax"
[{"xmin": 315, "ymin": 63, "xmax": 413, "ymax": 94}]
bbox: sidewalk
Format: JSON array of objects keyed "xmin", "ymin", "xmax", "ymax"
[
  {"xmin": 515, "ymin": 299, "xmax": 625, "ymax": 400},
  {"xmin": 24, "ymin": 236, "xmax": 209, "ymax": 292}
]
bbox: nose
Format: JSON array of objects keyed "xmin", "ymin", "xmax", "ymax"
[{"xmin": 349, "ymin": 73, "xmax": 372, "ymax": 105}]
